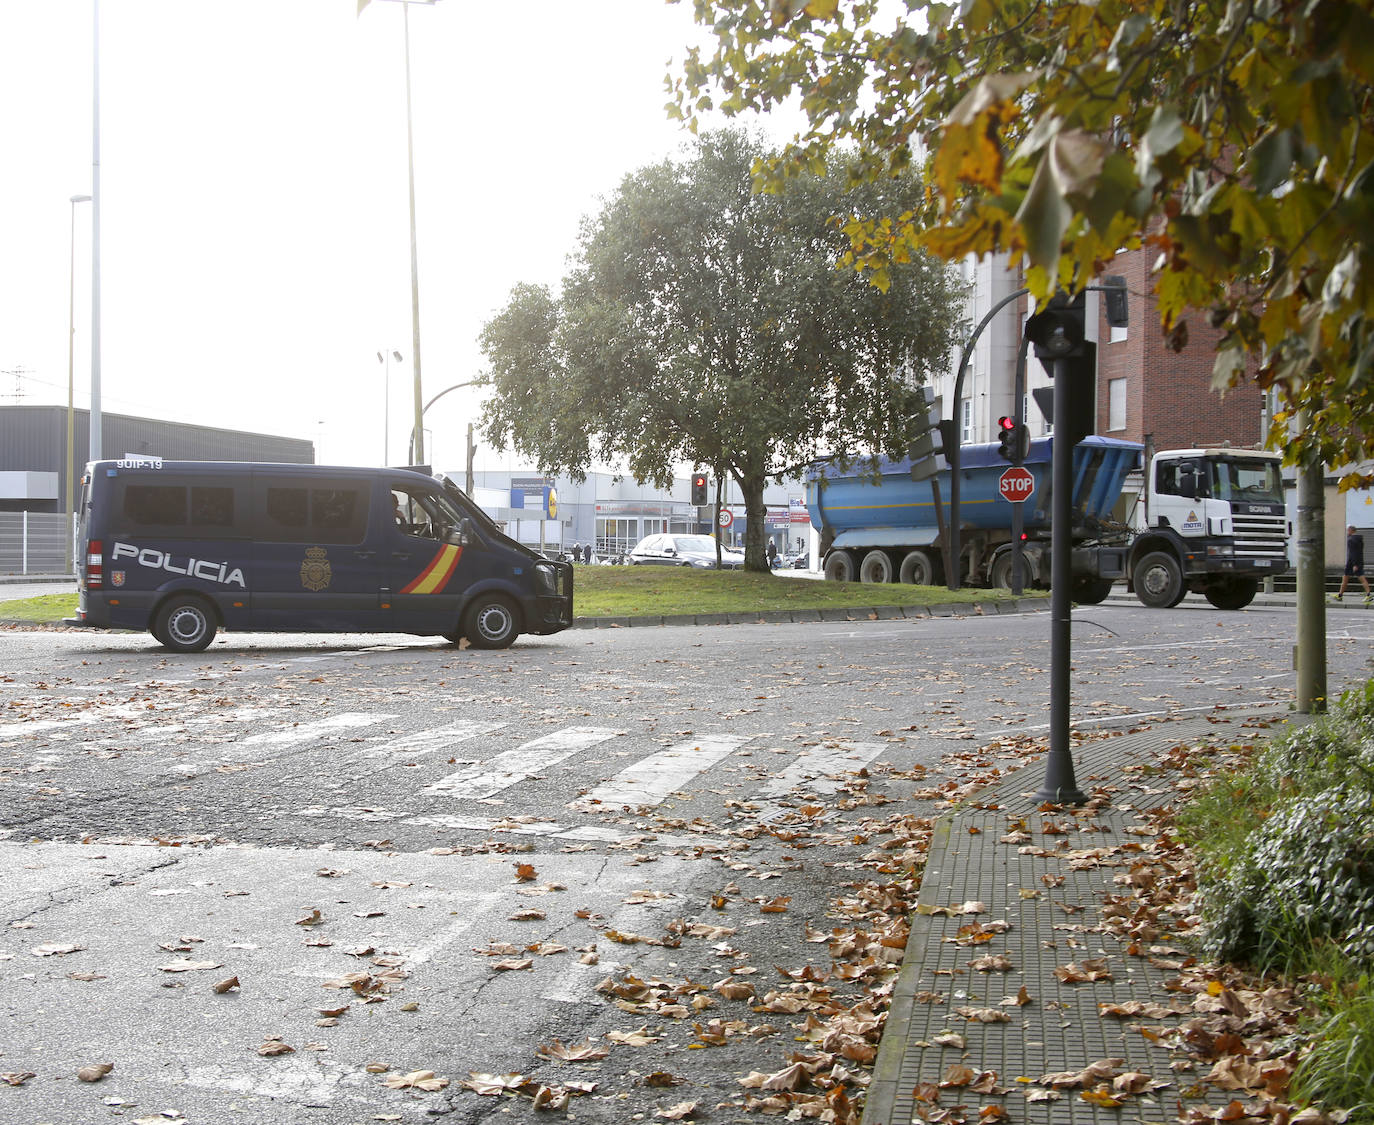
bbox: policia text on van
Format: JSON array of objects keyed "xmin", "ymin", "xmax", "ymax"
[{"xmin": 66, "ymin": 459, "xmax": 574, "ymax": 653}]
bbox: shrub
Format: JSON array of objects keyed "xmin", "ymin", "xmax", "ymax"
[{"xmin": 1191, "ymin": 683, "xmax": 1374, "ymax": 973}]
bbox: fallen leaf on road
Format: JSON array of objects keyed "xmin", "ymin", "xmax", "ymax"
[
  {"xmin": 463, "ymin": 1072, "xmax": 527, "ymax": 1095},
  {"xmin": 656, "ymin": 1101, "xmax": 699, "ymax": 1120},
  {"xmin": 76, "ymin": 1062, "xmax": 113, "ymax": 1082},
  {"xmin": 383, "ymin": 1070, "xmax": 449, "ymax": 1091},
  {"xmin": 257, "ymin": 1038, "xmax": 295, "ymax": 1057},
  {"xmin": 211, "ymin": 976, "xmax": 240, "ymax": 994},
  {"xmin": 536, "ymin": 1039, "xmax": 609, "ymax": 1061}
]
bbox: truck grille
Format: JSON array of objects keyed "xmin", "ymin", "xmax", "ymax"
[{"xmin": 1233, "ymin": 513, "xmax": 1288, "ymax": 559}]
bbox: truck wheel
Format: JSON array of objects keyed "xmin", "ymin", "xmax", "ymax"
[
  {"xmin": 1204, "ymin": 577, "xmax": 1258, "ymax": 610},
  {"xmin": 152, "ymin": 595, "xmax": 217, "ymax": 653},
  {"xmin": 461, "ymin": 594, "xmax": 521, "ymax": 649},
  {"xmin": 1133, "ymin": 551, "xmax": 1183, "ymax": 608},
  {"xmin": 899, "ymin": 550, "xmax": 936, "ymax": 586},
  {"xmin": 822, "ymin": 551, "xmax": 855, "ymax": 582},
  {"xmin": 990, "ymin": 552, "xmax": 1038, "ymax": 591},
  {"xmin": 859, "ymin": 550, "xmax": 893, "ymax": 584},
  {"xmin": 1072, "ymin": 577, "xmax": 1116, "ymax": 605}
]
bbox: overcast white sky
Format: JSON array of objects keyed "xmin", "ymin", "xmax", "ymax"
[{"xmin": 0, "ymin": 0, "xmax": 773, "ymax": 473}]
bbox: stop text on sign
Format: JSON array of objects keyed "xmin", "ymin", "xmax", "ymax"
[{"xmin": 999, "ymin": 466, "xmax": 1035, "ymax": 503}]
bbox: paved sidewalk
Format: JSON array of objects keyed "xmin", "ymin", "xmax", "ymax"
[{"xmin": 865, "ymin": 710, "xmax": 1287, "ymax": 1125}]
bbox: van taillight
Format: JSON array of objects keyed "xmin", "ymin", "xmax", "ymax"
[{"xmin": 86, "ymin": 540, "xmax": 104, "ymax": 589}]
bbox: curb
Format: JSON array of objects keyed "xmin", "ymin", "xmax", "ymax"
[{"xmin": 569, "ymin": 599, "xmax": 1047, "ymax": 631}]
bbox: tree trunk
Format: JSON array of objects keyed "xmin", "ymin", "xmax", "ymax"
[{"xmin": 739, "ymin": 473, "xmax": 770, "ymax": 572}]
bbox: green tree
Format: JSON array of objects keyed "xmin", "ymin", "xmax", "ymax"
[
  {"xmin": 478, "ymin": 129, "xmax": 965, "ymax": 570},
  {"xmin": 672, "ymin": 0, "xmax": 1374, "ymax": 484}
]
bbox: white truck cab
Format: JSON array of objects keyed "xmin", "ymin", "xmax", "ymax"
[{"xmin": 1128, "ymin": 448, "xmax": 1290, "ymax": 608}]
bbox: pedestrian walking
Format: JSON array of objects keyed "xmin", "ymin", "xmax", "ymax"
[
  {"xmin": 571, "ymin": 542, "xmax": 580, "ymax": 564},
  {"xmin": 1335, "ymin": 525, "xmax": 1372, "ymax": 603},
  {"xmin": 583, "ymin": 542, "xmax": 592, "ymax": 565},
  {"xmin": 766, "ymin": 540, "xmax": 778, "ymax": 567}
]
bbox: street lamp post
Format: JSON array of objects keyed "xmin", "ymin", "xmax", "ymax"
[
  {"xmin": 407, "ymin": 378, "xmax": 482, "ymax": 468},
  {"xmin": 378, "ymin": 349, "xmax": 402, "ymax": 464},
  {"xmin": 371, "ymin": 0, "xmax": 438, "ymax": 467},
  {"xmin": 66, "ymin": 194, "xmax": 92, "ymax": 575}
]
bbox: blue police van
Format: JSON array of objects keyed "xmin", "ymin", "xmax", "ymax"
[{"xmin": 67, "ymin": 457, "xmax": 574, "ymax": 653}]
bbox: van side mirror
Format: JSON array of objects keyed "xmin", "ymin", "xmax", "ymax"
[{"xmin": 447, "ymin": 519, "xmax": 472, "ymax": 547}]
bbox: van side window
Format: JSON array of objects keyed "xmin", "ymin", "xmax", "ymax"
[
  {"xmin": 266, "ymin": 487, "xmax": 308, "ymax": 529},
  {"xmin": 125, "ymin": 485, "xmax": 187, "ymax": 527},
  {"xmin": 190, "ymin": 487, "xmax": 234, "ymax": 527},
  {"xmin": 258, "ymin": 480, "xmax": 371, "ymax": 544}
]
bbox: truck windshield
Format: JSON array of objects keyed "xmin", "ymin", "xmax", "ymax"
[{"xmin": 1209, "ymin": 459, "xmax": 1284, "ymax": 505}]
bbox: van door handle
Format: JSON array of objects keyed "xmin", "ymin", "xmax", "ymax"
[
  {"xmin": 391, "ymin": 551, "xmax": 412, "ymax": 561},
  {"xmin": 354, "ymin": 549, "xmax": 376, "ymax": 559}
]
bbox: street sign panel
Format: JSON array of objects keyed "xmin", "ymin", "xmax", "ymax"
[{"xmin": 999, "ymin": 466, "xmax": 1035, "ymax": 504}]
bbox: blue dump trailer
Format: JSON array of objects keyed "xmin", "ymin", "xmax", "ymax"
[{"xmin": 806, "ymin": 435, "xmax": 1143, "ymax": 602}]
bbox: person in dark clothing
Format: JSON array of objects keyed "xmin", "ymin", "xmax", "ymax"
[
  {"xmin": 1335, "ymin": 525, "xmax": 1372, "ymax": 602},
  {"xmin": 583, "ymin": 542, "xmax": 592, "ymax": 565}
]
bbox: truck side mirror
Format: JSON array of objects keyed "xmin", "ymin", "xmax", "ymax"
[{"xmin": 1179, "ymin": 466, "xmax": 1199, "ymax": 499}]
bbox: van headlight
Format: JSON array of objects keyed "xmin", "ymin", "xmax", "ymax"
[{"xmin": 533, "ymin": 562, "xmax": 559, "ymax": 595}]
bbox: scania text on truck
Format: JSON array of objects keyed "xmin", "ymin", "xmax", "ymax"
[{"xmin": 67, "ymin": 458, "xmax": 574, "ymax": 652}]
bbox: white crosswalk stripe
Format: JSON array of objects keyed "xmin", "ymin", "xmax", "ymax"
[
  {"xmin": 241, "ymin": 711, "xmax": 394, "ymax": 747},
  {"xmin": 424, "ymin": 726, "xmax": 622, "ymax": 799},
  {"xmin": 574, "ymin": 734, "xmax": 753, "ymax": 810},
  {"xmin": 360, "ymin": 720, "xmax": 505, "ymax": 760},
  {"xmin": 755, "ymin": 741, "xmax": 889, "ymax": 798}
]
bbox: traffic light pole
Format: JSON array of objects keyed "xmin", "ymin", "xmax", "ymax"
[
  {"xmin": 947, "ymin": 287, "xmax": 1030, "ymax": 590},
  {"xmin": 1034, "ymin": 353, "xmax": 1087, "ymax": 805}
]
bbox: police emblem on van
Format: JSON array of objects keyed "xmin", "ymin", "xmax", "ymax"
[{"xmin": 300, "ymin": 547, "xmax": 332, "ymax": 591}]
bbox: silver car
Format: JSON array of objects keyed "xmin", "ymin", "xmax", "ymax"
[{"xmin": 628, "ymin": 533, "xmax": 745, "ymax": 569}]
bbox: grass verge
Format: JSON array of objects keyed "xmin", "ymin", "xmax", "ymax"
[
  {"xmin": 1178, "ymin": 681, "xmax": 1374, "ymax": 1122},
  {"xmin": 1, "ymin": 570, "xmax": 1036, "ymax": 626}
]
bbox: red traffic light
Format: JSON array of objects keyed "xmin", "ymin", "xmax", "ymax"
[
  {"xmin": 690, "ymin": 473, "xmax": 709, "ymax": 505},
  {"xmin": 998, "ymin": 415, "xmax": 1015, "ymax": 431}
]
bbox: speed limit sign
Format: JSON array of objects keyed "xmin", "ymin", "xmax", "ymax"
[{"xmin": 718, "ymin": 508, "xmax": 734, "ymax": 529}]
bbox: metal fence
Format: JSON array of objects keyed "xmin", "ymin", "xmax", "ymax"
[{"xmin": 0, "ymin": 512, "xmax": 72, "ymax": 575}]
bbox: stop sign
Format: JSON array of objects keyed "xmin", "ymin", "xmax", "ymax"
[{"xmin": 998, "ymin": 466, "xmax": 1035, "ymax": 503}]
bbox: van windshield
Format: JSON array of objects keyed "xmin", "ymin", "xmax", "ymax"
[{"xmin": 436, "ymin": 475, "xmax": 540, "ymax": 559}]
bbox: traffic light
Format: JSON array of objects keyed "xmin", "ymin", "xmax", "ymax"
[
  {"xmin": 690, "ymin": 473, "xmax": 708, "ymax": 506},
  {"xmin": 908, "ymin": 386, "xmax": 954, "ymax": 482},
  {"xmin": 1025, "ymin": 292, "xmax": 1087, "ymax": 360},
  {"xmin": 996, "ymin": 415, "xmax": 1029, "ymax": 463}
]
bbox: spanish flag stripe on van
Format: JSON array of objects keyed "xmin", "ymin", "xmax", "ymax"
[{"xmin": 400, "ymin": 544, "xmax": 462, "ymax": 594}]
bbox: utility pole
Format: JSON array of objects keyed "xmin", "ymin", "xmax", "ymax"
[{"xmin": 1295, "ymin": 410, "xmax": 1327, "ymax": 712}]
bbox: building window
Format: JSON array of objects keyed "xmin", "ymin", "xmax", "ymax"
[
  {"xmin": 1108, "ymin": 378, "xmax": 1127, "ymax": 432},
  {"xmin": 1110, "ymin": 323, "xmax": 1128, "ymax": 343},
  {"xmin": 960, "ymin": 398, "xmax": 973, "ymax": 444}
]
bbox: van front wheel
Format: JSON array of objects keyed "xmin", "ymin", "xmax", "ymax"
[
  {"xmin": 461, "ymin": 595, "xmax": 520, "ymax": 649},
  {"xmin": 153, "ymin": 595, "xmax": 217, "ymax": 653}
]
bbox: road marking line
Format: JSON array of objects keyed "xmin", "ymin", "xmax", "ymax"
[
  {"xmin": 425, "ymin": 726, "xmax": 621, "ymax": 799},
  {"xmin": 362, "ymin": 720, "xmax": 505, "ymax": 759},
  {"xmin": 574, "ymin": 734, "xmax": 752, "ymax": 809},
  {"xmin": 756, "ymin": 741, "xmax": 888, "ymax": 798},
  {"xmin": 241, "ymin": 711, "xmax": 394, "ymax": 747}
]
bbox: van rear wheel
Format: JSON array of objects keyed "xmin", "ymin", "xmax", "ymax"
[
  {"xmin": 461, "ymin": 594, "xmax": 520, "ymax": 649},
  {"xmin": 152, "ymin": 595, "xmax": 216, "ymax": 653}
]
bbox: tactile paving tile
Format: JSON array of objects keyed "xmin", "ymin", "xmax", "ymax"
[{"xmin": 867, "ymin": 713, "xmax": 1280, "ymax": 1125}]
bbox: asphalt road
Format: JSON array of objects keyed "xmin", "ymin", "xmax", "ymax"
[{"xmin": 1, "ymin": 604, "xmax": 1370, "ymax": 1124}]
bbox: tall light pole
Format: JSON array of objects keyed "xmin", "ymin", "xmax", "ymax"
[
  {"xmin": 378, "ymin": 349, "xmax": 402, "ymax": 464},
  {"xmin": 90, "ymin": 0, "xmax": 103, "ymax": 462},
  {"xmin": 371, "ymin": 0, "xmax": 438, "ymax": 466},
  {"xmin": 66, "ymin": 194, "xmax": 92, "ymax": 575}
]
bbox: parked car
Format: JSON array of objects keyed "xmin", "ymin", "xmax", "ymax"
[{"xmin": 628, "ymin": 534, "xmax": 745, "ymax": 569}]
